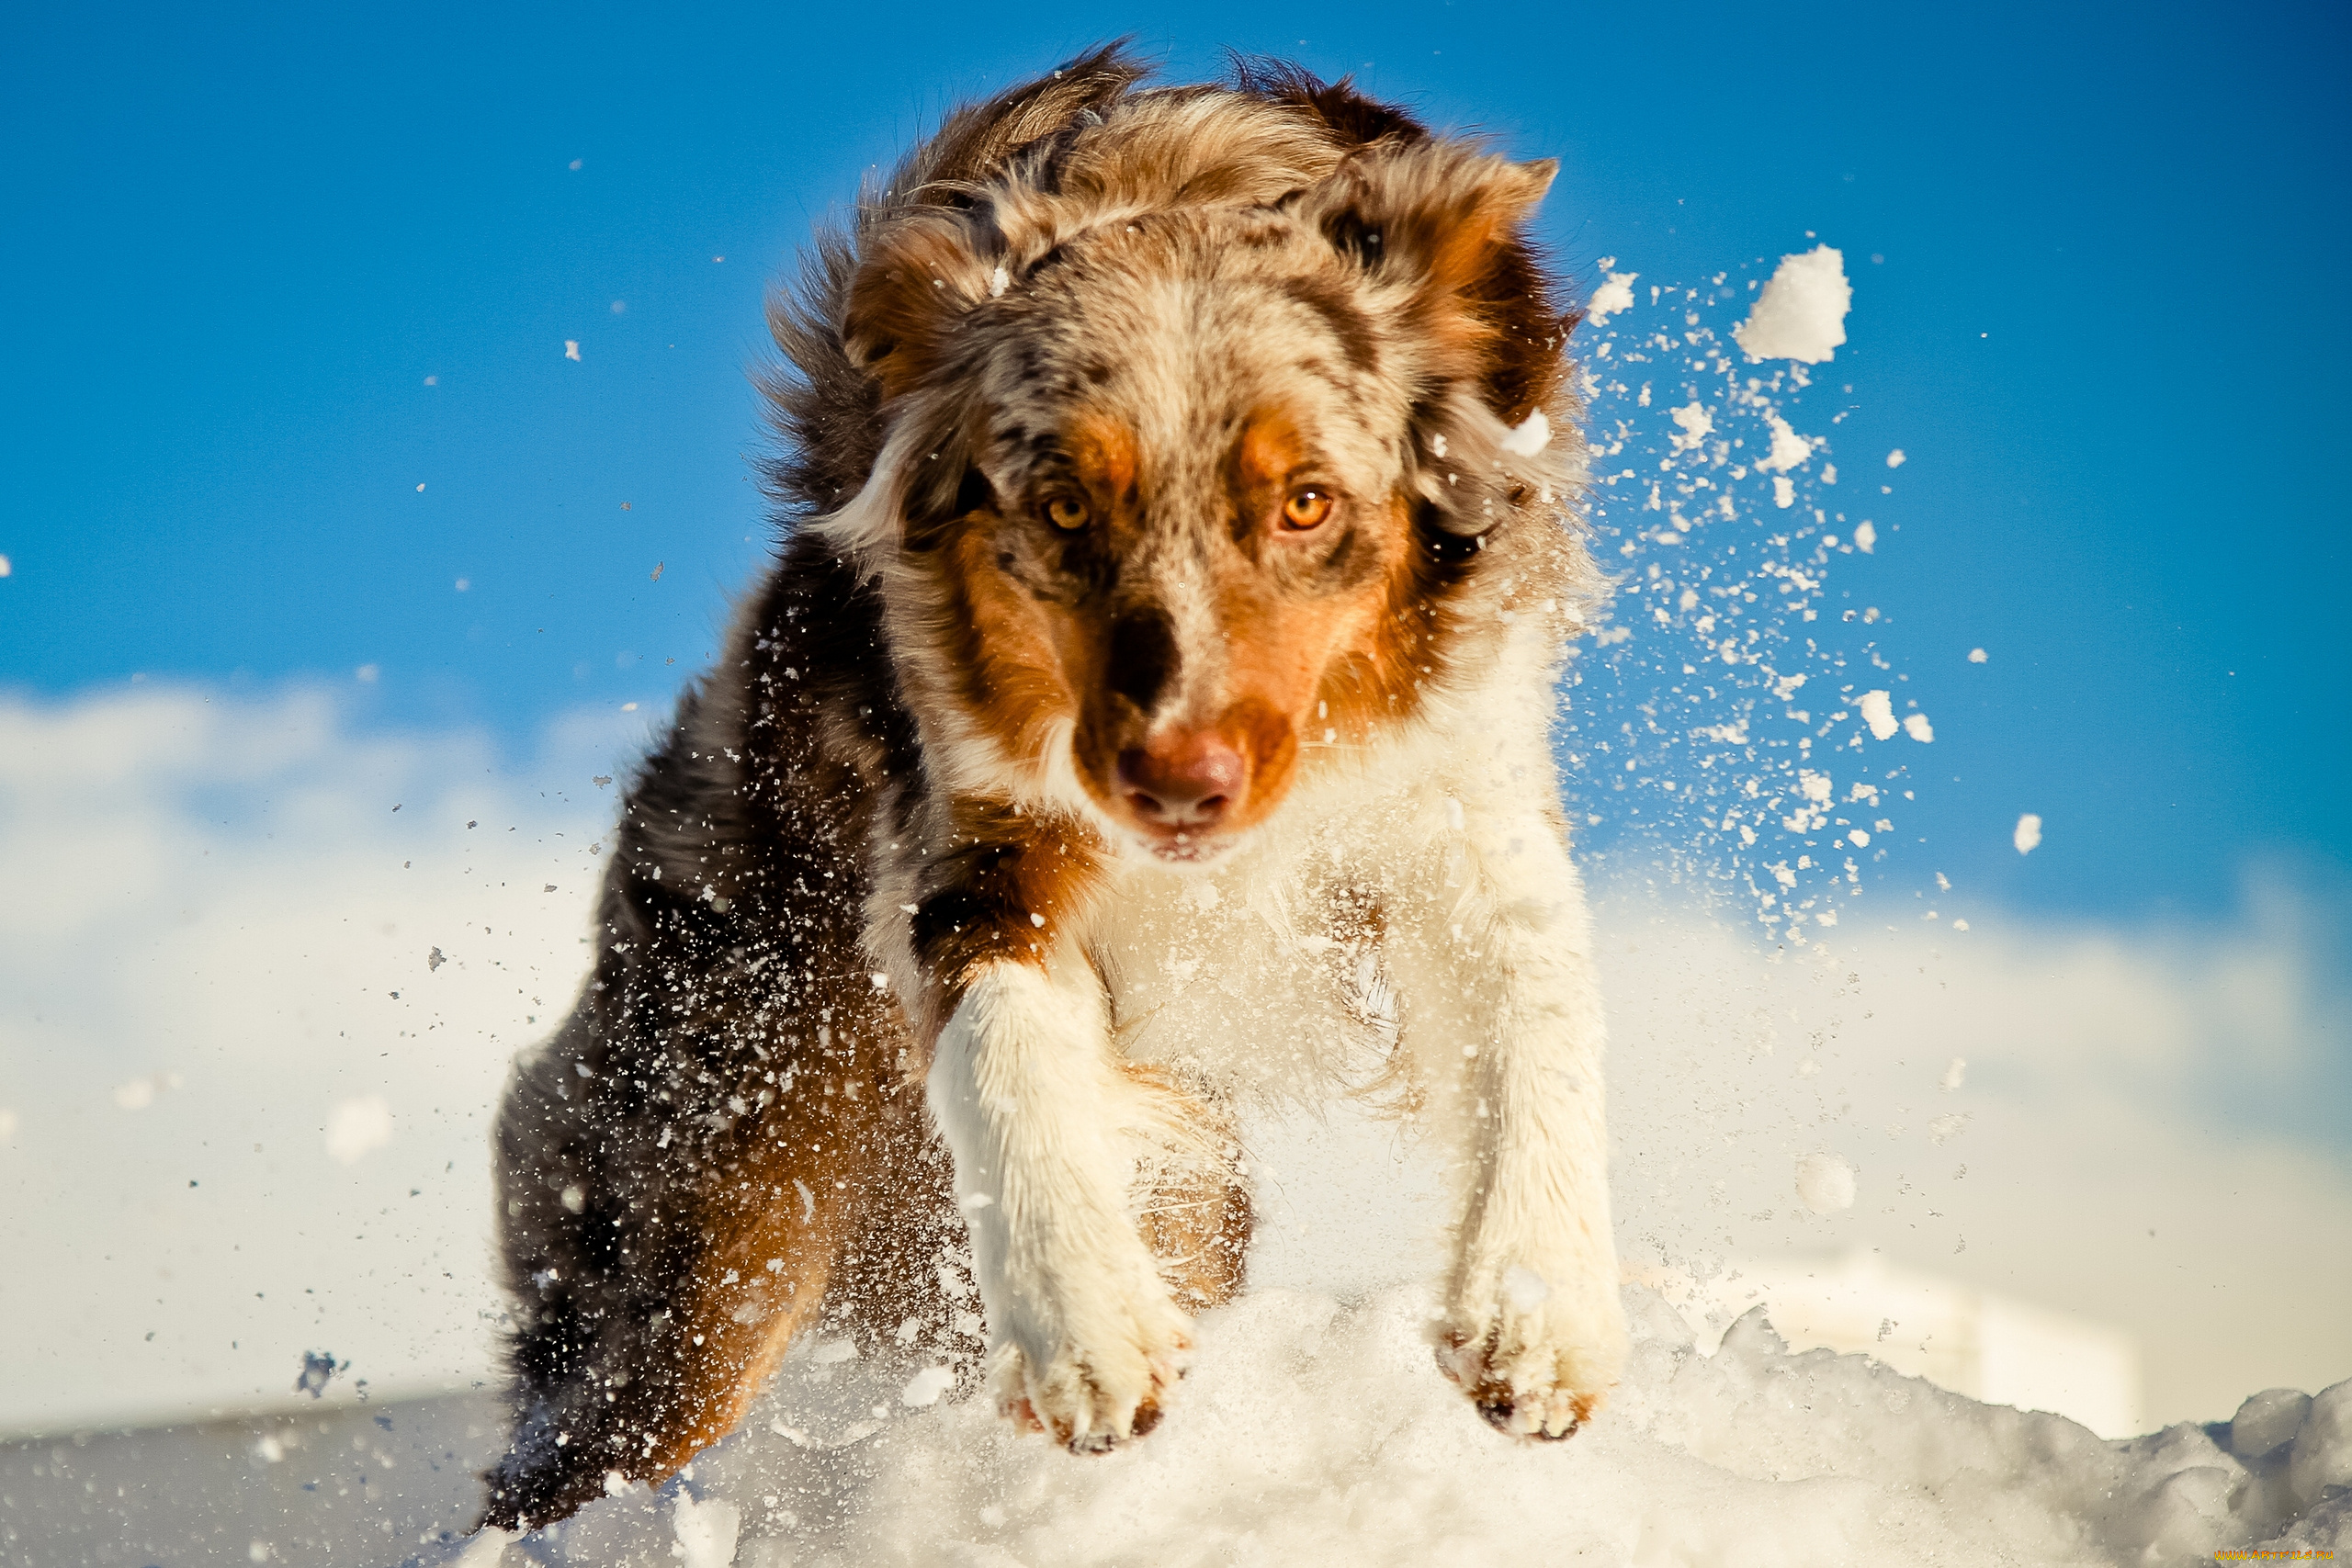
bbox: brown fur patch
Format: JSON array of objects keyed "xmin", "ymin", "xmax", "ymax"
[
  {"xmin": 1067, "ymin": 412, "xmax": 1139, "ymax": 509},
  {"xmin": 938, "ymin": 524, "xmax": 1080, "ymax": 763},
  {"xmin": 905, "ymin": 800, "xmax": 1107, "ymax": 1029}
]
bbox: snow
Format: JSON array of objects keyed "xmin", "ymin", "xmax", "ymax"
[
  {"xmin": 322, "ymin": 1094, "xmax": 393, "ymax": 1165},
  {"xmin": 1794, "ymin": 1150, "xmax": 1859, "ymax": 1213},
  {"xmin": 2234, "ymin": 1388, "xmax": 2313, "ymax": 1459},
  {"xmin": 1498, "ymin": 407, "xmax": 1552, "ymax": 456},
  {"xmin": 2290, "ymin": 1382, "xmax": 2352, "ymax": 1504},
  {"xmin": 1970, "ymin": 647, "xmax": 1989, "ymax": 662},
  {"xmin": 670, "ymin": 1493, "xmax": 741, "ymax": 1568},
  {"xmin": 1734, "ymin": 244, "xmax": 1851, "ymax": 363},
  {"xmin": 1587, "ymin": 269, "xmax": 1638, "ymax": 325},
  {"xmin": 1755, "ymin": 412, "xmax": 1815, "ymax": 473},
  {"xmin": 2016, "ymin": 813, "xmax": 2044, "ymax": 854},
  {"xmin": 899, "ymin": 1365, "xmax": 956, "ymax": 1408},
  {"xmin": 1858, "ymin": 689, "xmax": 1899, "ymax": 740},
  {"xmin": 1902, "ymin": 712, "xmax": 1934, "ymax": 742},
  {"xmin": 1851, "ymin": 519, "xmax": 1875, "ymax": 552},
  {"xmin": 450, "ymin": 1284, "xmax": 2352, "ymax": 1567},
  {"xmin": 1886, "ymin": 447, "xmax": 1907, "ymax": 468},
  {"xmin": 292, "ymin": 1349, "xmax": 344, "ymax": 1399},
  {"xmin": 564, "ymin": 340, "xmax": 581, "ymax": 361},
  {"xmin": 1668, "ymin": 401, "xmax": 1712, "ymax": 452}
]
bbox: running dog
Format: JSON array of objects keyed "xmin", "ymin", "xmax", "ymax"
[{"xmin": 481, "ymin": 45, "xmax": 1624, "ymax": 1531}]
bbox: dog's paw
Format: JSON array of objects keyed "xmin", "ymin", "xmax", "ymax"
[
  {"xmin": 988, "ymin": 1288, "xmax": 1192, "ymax": 1453},
  {"xmin": 1437, "ymin": 1265, "xmax": 1627, "ymax": 1440}
]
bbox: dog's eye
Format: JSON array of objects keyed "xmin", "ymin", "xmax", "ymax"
[
  {"xmin": 1044, "ymin": 495, "xmax": 1091, "ymax": 531},
  {"xmin": 1282, "ymin": 489, "xmax": 1335, "ymax": 531}
]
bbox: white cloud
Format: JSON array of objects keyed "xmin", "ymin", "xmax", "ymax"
[
  {"xmin": 1596, "ymin": 883, "xmax": 2352, "ymax": 1426},
  {"xmin": 0, "ymin": 683, "xmax": 637, "ymax": 1430}
]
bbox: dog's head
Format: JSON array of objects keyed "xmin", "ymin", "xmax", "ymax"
[{"xmin": 829, "ymin": 112, "xmax": 1581, "ymax": 863}]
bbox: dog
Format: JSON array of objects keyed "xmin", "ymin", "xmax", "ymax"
[{"xmin": 479, "ymin": 45, "xmax": 1626, "ymax": 1532}]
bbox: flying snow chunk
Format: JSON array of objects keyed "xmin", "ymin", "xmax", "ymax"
[
  {"xmin": 293, "ymin": 1349, "xmax": 342, "ymax": 1399},
  {"xmin": 0, "ymin": 1107, "xmax": 17, "ymax": 1139},
  {"xmin": 1969, "ymin": 647, "xmax": 1988, "ymax": 662},
  {"xmin": 1886, "ymin": 448, "xmax": 1907, "ymax": 468},
  {"xmin": 1669, "ymin": 401, "xmax": 1713, "ymax": 452},
  {"xmin": 1587, "ymin": 269, "xmax": 1638, "ymax": 326},
  {"xmin": 1902, "ymin": 712, "xmax": 1934, "ymax": 742},
  {"xmin": 901, "ymin": 1365, "xmax": 956, "ymax": 1407},
  {"xmin": 1735, "ymin": 244, "xmax": 1851, "ymax": 363},
  {"xmin": 1794, "ymin": 1151, "xmax": 1857, "ymax": 1213},
  {"xmin": 563, "ymin": 340, "xmax": 581, "ymax": 362},
  {"xmin": 324, "ymin": 1096, "xmax": 392, "ymax": 1165},
  {"xmin": 1757, "ymin": 413, "xmax": 1815, "ymax": 473},
  {"xmin": 1942, "ymin": 1056, "xmax": 1968, "ymax": 1090},
  {"xmin": 1852, "ymin": 520, "xmax": 1877, "ymax": 552},
  {"xmin": 453, "ymin": 1529, "xmax": 514, "ymax": 1566},
  {"xmin": 2014, "ymin": 813, "xmax": 2043, "ymax": 855},
  {"xmin": 672, "ymin": 1492, "xmax": 741, "ymax": 1568},
  {"xmin": 1498, "ymin": 408, "xmax": 1551, "ymax": 457},
  {"xmin": 1858, "ymin": 690, "xmax": 1899, "ymax": 740}
]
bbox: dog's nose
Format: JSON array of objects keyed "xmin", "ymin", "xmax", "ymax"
[{"xmin": 1115, "ymin": 734, "xmax": 1245, "ymax": 829}]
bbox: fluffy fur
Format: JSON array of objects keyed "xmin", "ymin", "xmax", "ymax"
[{"xmin": 478, "ymin": 45, "xmax": 1625, "ymax": 1532}]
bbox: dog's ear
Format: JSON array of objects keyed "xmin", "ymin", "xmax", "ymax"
[
  {"xmin": 840, "ymin": 211, "xmax": 997, "ymax": 400},
  {"xmin": 1295, "ymin": 143, "xmax": 1579, "ymax": 540},
  {"xmin": 1292, "ymin": 143, "xmax": 1568, "ymax": 423}
]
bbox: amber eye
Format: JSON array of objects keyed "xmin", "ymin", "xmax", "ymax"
[
  {"xmin": 1044, "ymin": 494, "xmax": 1091, "ymax": 531},
  {"xmin": 1282, "ymin": 488, "xmax": 1335, "ymax": 531}
]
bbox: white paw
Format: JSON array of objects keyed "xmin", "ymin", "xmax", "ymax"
[
  {"xmin": 1437, "ymin": 1262, "xmax": 1627, "ymax": 1439},
  {"xmin": 988, "ymin": 1283, "xmax": 1193, "ymax": 1452}
]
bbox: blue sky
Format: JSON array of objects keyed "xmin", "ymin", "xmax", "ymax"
[{"xmin": 4, "ymin": 0, "xmax": 2347, "ymax": 927}]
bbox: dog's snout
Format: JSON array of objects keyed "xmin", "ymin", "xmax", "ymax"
[
  {"xmin": 1115, "ymin": 734, "xmax": 1244, "ymax": 829},
  {"xmin": 1105, "ymin": 608, "xmax": 1180, "ymax": 714}
]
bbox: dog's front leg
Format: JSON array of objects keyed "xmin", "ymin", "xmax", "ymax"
[
  {"xmin": 1387, "ymin": 792, "xmax": 1627, "ymax": 1438},
  {"xmin": 926, "ymin": 952, "xmax": 1192, "ymax": 1450}
]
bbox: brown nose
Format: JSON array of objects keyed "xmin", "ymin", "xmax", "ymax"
[{"xmin": 1115, "ymin": 733, "xmax": 1246, "ymax": 830}]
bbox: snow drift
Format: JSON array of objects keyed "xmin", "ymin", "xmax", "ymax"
[{"xmin": 447, "ymin": 1281, "xmax": 2350, "ymax": 1567}]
